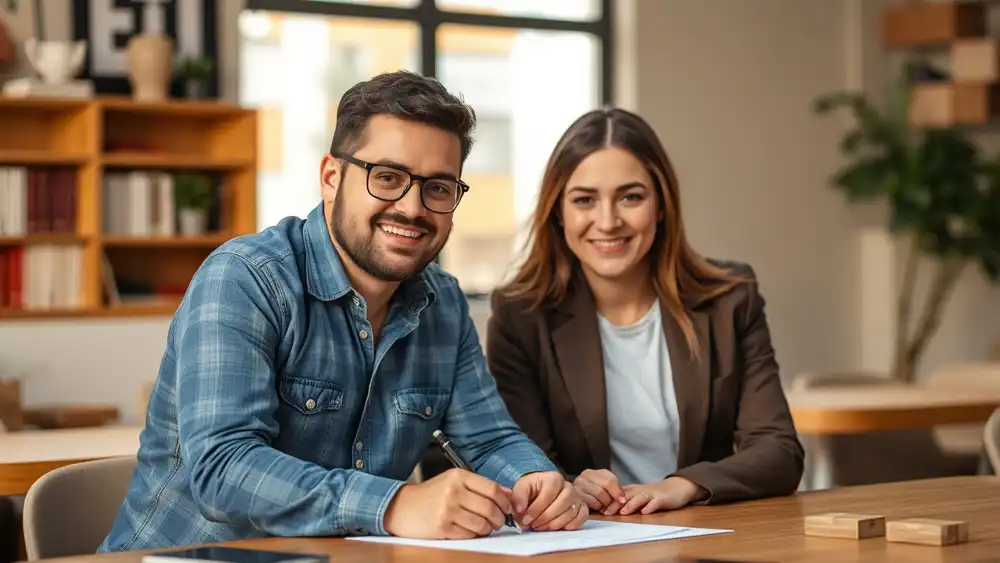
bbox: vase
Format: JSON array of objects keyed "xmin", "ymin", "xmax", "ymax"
[
  {"xmin": 185, "ymin": 80, "xmax": 206, "ymax": 99},
  {"xmin": 179, "ymin": 208, "xmax": 208, "ymax": 237},
  {"xmin": 126, "ymin": 34, "xmax": 173, "ymax": 101},
  {"xmin": 24, "ymin": 39, "xmax": 87, "ymax": 84}
]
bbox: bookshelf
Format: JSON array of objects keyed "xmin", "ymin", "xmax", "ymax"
[
  {"xmin": 883, "ymin": 0, "xmax": 1000, "ymax": 127},
  {"xmin": 0, "ymin": 96, "xmax": 257, "ymax": 320}
]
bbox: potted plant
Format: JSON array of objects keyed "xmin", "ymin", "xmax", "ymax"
[
  {"xmin": 174, "ymin": 173, "xmax": 214, "ymax": 236},
  {"xmin": 177, "ymin": 56, "xmax": 213, "ymax": 99},
  {"xmin": 813, "ymin": 71, "xmax": 1000, "ymax": 383}
]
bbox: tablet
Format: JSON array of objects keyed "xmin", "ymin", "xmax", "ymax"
[{"xmin": 142, "ymin": 546, "xmax": 328, "ymax": 563}]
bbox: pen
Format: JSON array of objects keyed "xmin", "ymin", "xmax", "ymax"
[{"xmin": 431, "ymin": 429, "xmax": 523, "ymax": 534}]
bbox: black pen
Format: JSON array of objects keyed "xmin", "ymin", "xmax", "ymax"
[{"xmin": 431, "ymin": 429, "xmax": 523, "ymax": 534}]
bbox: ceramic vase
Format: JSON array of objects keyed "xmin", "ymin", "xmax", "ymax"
[
  {"xmin": 179, "ymin": 208, "xmax": 208, "ymax": 236},
  {"xmin": 126, "ymin": 34, "xmax": 173, "ymax": 101}
]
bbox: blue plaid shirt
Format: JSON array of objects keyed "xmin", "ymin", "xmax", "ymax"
[{"xmin": 98, "ymin": 203, "xmax": 556, "ymax": 552}]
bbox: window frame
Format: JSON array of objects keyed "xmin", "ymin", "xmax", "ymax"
[{"xmin": 244, "ymin": 0, "xmax": 614, "ymax": 104}]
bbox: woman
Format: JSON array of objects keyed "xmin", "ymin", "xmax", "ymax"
[{"xmin": 487, "ymin": 108, "xmax": 804, "ymax": 516}]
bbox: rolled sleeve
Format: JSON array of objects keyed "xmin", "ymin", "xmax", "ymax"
[{"xmin": 439, "ymin": 295, "xmax": 557, "ymax": 487}]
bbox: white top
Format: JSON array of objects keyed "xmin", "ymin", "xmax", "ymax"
[{"xmin": 597, "ymin": 301, "xmax": 681, "ymax": 485}]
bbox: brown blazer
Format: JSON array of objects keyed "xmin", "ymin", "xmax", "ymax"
[{"xmin": 486, "ymin": 260, "xmax": 804, "ymax": 504}]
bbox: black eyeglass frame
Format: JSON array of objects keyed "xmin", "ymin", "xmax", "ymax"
[{"xmin": 332, "ymin": 151, "xmax": 470, "ymax": 214}]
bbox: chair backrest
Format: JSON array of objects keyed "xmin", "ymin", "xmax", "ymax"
[
  {"xmin": 22, "ymin": 456, "xmax": 137, "ymax": 560},
  {"xmin": 985, "ymin": 408, "xmax": 1000, "ymax": 474}
]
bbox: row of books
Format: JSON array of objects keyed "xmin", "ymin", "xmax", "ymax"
[
  {"xmin": 104, "ymin": 171, "xmax": 178, "ymax": 236},
  {"xmin": 0, "ymin": 245, "xmax": 83, "ymax": 310},
  {"xmin": 0, "ymin": 166, "xmax": 77, "ymax": 236},
  {"xmin": 104, "ymin": 171, "xmax": 221, "ymax": 236}
]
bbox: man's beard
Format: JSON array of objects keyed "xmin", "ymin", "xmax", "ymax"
[{"xmin": 329, "ymin": 183, "xmax": 445, "ymax": 282}]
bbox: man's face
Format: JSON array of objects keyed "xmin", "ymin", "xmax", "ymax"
[{"xmin": 321, "ymin": 115, "xmax": 461, "ymax": 282}]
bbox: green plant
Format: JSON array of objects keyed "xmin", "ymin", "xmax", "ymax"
[
  {"xmin": 174, "ymin": 173, "xmax": 214, "ymax": 211},
  {"xmin": 813, "ymin": 72, "xmax": 1000, "ymax": 383},
  {"xmin": 178, "ymin": 56, "xmax": 214, "ymax": 82}
]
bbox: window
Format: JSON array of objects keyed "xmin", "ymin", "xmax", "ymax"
[{"xmin": 241, "ymin": 0, "xmax": 611, "ymax": 293}]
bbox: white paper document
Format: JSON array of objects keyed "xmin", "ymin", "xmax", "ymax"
[{"xmin": 346, "ymin": 520, "xmax": 732, "ymax": 557}]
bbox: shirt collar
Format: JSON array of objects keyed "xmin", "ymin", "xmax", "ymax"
[{"xmin": 303, "ymin": 202, "xmax": 436, "ymax": 311}]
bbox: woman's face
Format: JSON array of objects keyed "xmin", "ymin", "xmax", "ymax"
[{"xmin": 559, "ymin": 147, "xmax": 660, "ymax": 283}]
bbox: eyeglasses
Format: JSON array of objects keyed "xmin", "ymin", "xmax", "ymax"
[{"xmin": 332, "ymin": 152, "xmax": 469, "ymax": 214}]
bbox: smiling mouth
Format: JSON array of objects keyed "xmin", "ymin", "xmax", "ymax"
[
  {"xmin": 378, "ymin": 223, "xmax": 427, "ymax": 243},
  {"xmin": 589, "ymin": 237, "xmax": 631, "ymax": 252}
]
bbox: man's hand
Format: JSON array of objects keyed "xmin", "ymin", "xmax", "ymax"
[
  {"xmin": 383, "ymin": 468, "xmax": 513, "ymax": 539},
  {"xmin": 572, "ymin": 469, "xmax": 627, "ymax": 515},
  {"xmin": 618, "ymin": 476, "xmax": 709, "ymax": 515},
  {"xmin": 511, "ymin": 471, "xmax": 588, "ymax": 531}
]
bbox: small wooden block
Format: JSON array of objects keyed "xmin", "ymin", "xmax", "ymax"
[
  {"xmin": 952, "ymin": 38, "xmax": 1000, "ymax": 83},
  {"xmin": 804, "ymin": 513, "xmax": 886, "ymax": 539},
  {"xmin": 908, "ymin": 83, "xmax": 1000, "ymax": 127},
  {"xmin": 886, "ymin": 518, "xmax": 969, "ymax": 546}
]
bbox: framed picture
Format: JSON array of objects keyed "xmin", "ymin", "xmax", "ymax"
[{"xmin": 72, "ymin": 0, "xmax": 219, "ymax": 98}]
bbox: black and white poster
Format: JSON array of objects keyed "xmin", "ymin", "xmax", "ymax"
[{"xmin": 72, "ymin": 0, "xmax": 219, "ymax": 98}]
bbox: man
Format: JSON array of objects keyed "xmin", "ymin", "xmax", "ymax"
[{"xmin": 99, "ymin": 71, "xmax": 587, "ymax": 552}]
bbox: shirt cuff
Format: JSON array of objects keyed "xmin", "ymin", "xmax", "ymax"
[
  {"xmin": 339, "ymin": 471, "xmax": 407, "ymax": 536},
  {"xmin": 495, "ymin": 458, "xmax": 558, "ymax": 488}
]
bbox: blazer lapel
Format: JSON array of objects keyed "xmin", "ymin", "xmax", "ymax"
[
  {"xmin": 551, "ymin": 283, "xmax": 611, "ymax": 469},
  {"xmin": 662, "ymin": 303, "xmax": 711, "ymax": 470}
]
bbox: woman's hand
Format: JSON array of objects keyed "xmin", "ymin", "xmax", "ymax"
[
  {"xmin": 572, "ymin": 469, "xmax": 627, "ymax": 515},
  {"xmin": 618, "ymin": 476, "xmax": 709, "ymax": 515}
]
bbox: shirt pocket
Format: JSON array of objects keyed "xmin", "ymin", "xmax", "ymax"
[
  {"xmin": 279, "ymin": 376, "xmax": 346, "ymax": 415},
  {"xmin": 275, "ymin": 376, "xmax": 347, "ymax": 459}
]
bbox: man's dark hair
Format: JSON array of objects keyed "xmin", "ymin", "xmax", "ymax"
[{"xmin": 329, "ymin": 70, "xmax": 477, "ymax": 163}]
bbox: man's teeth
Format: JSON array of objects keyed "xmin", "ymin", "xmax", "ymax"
[
  {"xmin": 593, "ymin": 238, "xmax": 627, "ymax": 247},
  {"xmin": 380, "ymin": 224, "xmax": 422, "ymax": 239}
]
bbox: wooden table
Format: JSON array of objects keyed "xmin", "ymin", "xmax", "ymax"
[
  {"xmin": 35, "ymin": 476, "xmax": 1000, "ymax": 563},
  {"xmin": 786, "ymin": 385, "xmax": 1000, "ymax": 490},
  {"xmin": 0, "ymin": 426, "xmax": 141, "ymax": 495},
  {"xmin": 787, "ymin": 385, "xmax": 1000, "ymax": 434}
]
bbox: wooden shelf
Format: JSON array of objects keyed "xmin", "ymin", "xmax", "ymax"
[
  {"xmin": 102, "ymin": 235, "xmax": 231, "ymax": 248},
  {"xmin": 98, "ymin": 96, "xmax": 248, "ymax": 117},
  {"xmin": 100, "ymin": 297, "xmax": 183, "ymax": 317},
  {"xmin": 0, "ymin": 307, "xmax": 101, "ymax": 320},
  {"xmin": 0, "ymin": 150, "xmax": 90, "ymax": 166},
  {"xmin": 883, "ymin": 1, "xmax": 987, "ymax": 48},
  {"xmin": 0, "ymin": 300, "xmax": 181, "ymax": 320},
  {"xmin": 0, "ymin": 234, "xmax": 86, "ymax": 246},
  {"xmin": 0, "ymin": 96, "xmax": 257, "ymax": 321},
  {"xmin": 102, "ymin": 152, "xmax": 252, "ymax": 170}
]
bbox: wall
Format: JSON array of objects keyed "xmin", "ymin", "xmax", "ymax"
[
  {"xmin": 1, "ymin": 0, "xmax": 998, "ymax": 425},
  {"xmin": 620, "ymin": 0, "xmax": 863, "ymax": 381}
]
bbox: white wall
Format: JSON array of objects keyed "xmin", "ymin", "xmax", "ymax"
[{"xmin": 2, "ymin": 0, "xmax": 999, "ymax": 424}]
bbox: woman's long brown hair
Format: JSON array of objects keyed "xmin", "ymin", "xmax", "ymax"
[{"xmin": 500, "ymin": 108, "xmax": 748, "ymax": 359}]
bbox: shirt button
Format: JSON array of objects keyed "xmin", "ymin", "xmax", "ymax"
[
  {"xmin": 352, "ymin": 296, "xmax": 360, "ymax": 306},
  {"xmin": 355, "ymin": 441, "xmax": 363, "ymax": 451},
  {"xmin": 424, "ymin": 406, "xmax": 432, "ymax": 416},
  {"xmin": 305, "ymin": 398, "xmax": 316, "ymax": 411},
  {"xmin": 359, "ymin": 329, "xmax": 369, "ymax": 339},
  {"xmin": 355, "ymin": 459, "xmax": 364, "ymax": 470}
]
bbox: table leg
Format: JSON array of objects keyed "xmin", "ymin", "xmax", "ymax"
[{"xmin": 800, "ymin": 434, "xmax": 833, "ymax": 491}]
